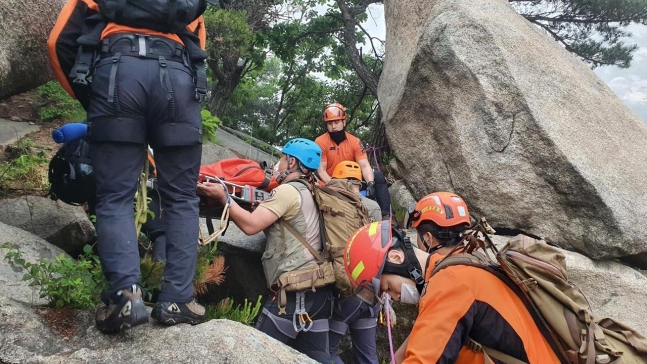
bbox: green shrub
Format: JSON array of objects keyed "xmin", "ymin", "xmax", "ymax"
[
  {"xmin": 1, "ymin": 244, "xmax": 107, "ymax": 308},
  {"xmin": 139, "ymin": 256, "xmax": 164, "ymax": 302},
  {"xmin": 36, "ymin": 81, "xmax": 86, "ymax": 122},
  {"xmin": 205, "ymin": 295, "xmax": 262, "ymax": 325},
  {"xmin": 201, "ymin": 109, "xmax": 221, "ymax": 143}
]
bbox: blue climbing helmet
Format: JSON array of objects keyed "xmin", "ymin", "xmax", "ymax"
[{"xmin": 281, "ymin": 138, "xmax": 322, "ymax": 171}]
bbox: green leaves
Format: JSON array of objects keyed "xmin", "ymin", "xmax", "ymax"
[
  {"xmin": 204, "ymin": 295, "xmax": 263, "ymax": 325},
  {"xmin": 35, "ymin": 81, "xmax": 86, "ymax": 122},
  {"xmin": 201, "ymin": 109, "xmax": 221, "ymax": 143},
  {"xmin": 1, "ymin": 244, "xmax": 106, "ymax": 308}
]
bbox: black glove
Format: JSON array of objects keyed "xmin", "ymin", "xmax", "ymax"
[{"xmin": 366, "ymin": 181, "xmax": 376, "ymax": 200}]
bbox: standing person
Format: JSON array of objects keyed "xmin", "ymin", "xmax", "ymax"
[
  {"xmin": 197, "ymin": 138, "xmax": 334, "ymax": 363},
  {"xmin": 343, "ymin": 193, "xmax": 560, "ymax": 363},
  {"xmin": 328, "ymin": 161, "xmax": 380, "ymax": 364},
  {"xmin": 86, "ymin": 3, "xmax": 208, "ymax": 332},
  {"xmin": 315, "ymin": 103, "xmax": 393, "ymax": 220}
]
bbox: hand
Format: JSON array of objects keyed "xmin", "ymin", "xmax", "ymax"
[
  {"xmin": 196, "ymin": 182, "xmax": 228, "ymax": 205},
  {"xmin": 366, "ymin": 181, "xmax": 376, "ymax": 199}
]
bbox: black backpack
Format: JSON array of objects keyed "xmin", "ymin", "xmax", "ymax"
[
  {"xmin": 48, "ymin": 138, "xmax": 96, "ymax": 206},
  {"xmin": 95, "ymin": 0, "xmax": 208, "ymax": 33}
]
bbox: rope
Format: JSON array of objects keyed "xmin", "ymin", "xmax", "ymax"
[
  {"xmin": 134, "ymin": 148, "xmax": 151, "ymax": 237},
  {"xmin": 363, "ymin": 145, "xmax": 388, "ymax": 173},
  {"xmin": 385, "ymin": 293, "xmax": 396, "ymax": 364}
]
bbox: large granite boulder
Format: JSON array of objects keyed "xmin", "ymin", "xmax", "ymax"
[
  {"xmin": 0, "ymin": 222, "xmax": 70, "ymax": 305},
  {"xmin": 378, "ymin": 0, "xmax": 647, "ymax": 266},
  {"xmin": 0, "ymin": 0, "xmax": 64, "ymax": 99},
  {"xmin": 0, "ymin": 296, "xmax": 316, "ymax": 364},
  {"xmin": 0, "ymin": 196, "xmax": 95, "ymax": 257}
]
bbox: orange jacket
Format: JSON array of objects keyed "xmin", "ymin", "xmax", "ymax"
[
  {"xmin": 314, "ymin": 132, "xmax": 368, "ymax": 176},
  {"xmin": 402, "ymin": 253, "xmax": 560, "ymax": 363}
]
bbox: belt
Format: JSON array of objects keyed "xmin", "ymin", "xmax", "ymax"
[{"xmin": 100, "ymin": 33, "xmax": 187, "ymax": 63}]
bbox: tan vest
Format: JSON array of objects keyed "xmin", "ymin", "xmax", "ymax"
[{"xmin": 262, "ymin": 181, "xmax": 322, "ymax": 287}]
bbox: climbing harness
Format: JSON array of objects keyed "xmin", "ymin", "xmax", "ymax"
[{"xmin": 292, "ymin": 291, "xmax": 313, "ymax": 332}]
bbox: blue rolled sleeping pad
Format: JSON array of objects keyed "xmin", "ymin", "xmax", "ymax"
[{"xmin": 51, "ymin": 122, "xmax": 88, "ymax": 144}]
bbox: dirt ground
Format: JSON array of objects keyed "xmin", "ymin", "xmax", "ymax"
[{"xmin": 0, "ymin": 91, "xmax": 65, "ymax": 197}]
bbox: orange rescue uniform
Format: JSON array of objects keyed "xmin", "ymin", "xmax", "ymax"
[
  {"xmin": 402, "ymin": 253, "xmax": 560, "ymax": 363},
  {"xmin": 315, "ymin": 132, "xmax": 368, "ymax": 176}
]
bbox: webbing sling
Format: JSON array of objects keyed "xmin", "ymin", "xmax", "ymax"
[{"xmin": 466, "ymin": 339, "xmax": 528, "ymax": 364}]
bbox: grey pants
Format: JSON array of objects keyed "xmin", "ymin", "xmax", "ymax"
[
  {"xmin": 88, "ymin": 35, "xmax": 203, "ymax": 304},
  {"xmin": 255, "ymin": 286, "xmax": 335, "ymax": 363},
  {"xmin": 329, "ymin": 296, "xmax": 379, "ymax": 364}
]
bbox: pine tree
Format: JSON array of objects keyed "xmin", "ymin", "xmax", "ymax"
[{"xmin": 512, "ymin": 0, "xmax": 647, "ymax": 68}]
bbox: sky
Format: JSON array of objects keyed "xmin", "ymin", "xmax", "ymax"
[{"xmin": 358, "ymin": 5, "xmax": 647, "ymax": 124}]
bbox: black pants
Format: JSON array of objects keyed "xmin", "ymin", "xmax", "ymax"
[
  {"xmin": 255, "ymin": 286, "xmax": 334, "ymax": 363},
  {"xmin": 88, "ymin": 36, "xmax": 202, "ymax": 305},
  {"xmin": 372, "ymin": 170, "xmax": 392, "ymax": 218}
]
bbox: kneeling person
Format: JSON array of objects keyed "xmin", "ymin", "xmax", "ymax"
[
  {"xmin": 344, "ymin": 198, "xmax": 560, "ymax": 363},
  {"xmin": 328, "ymin": 161, "xmax": 381, "ymax": 364},
  {"xmin": 197, "ymin": 138, "xmax": 333, "ymax": 363}
]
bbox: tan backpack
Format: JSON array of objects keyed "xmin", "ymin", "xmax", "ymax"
[
  {"xmin": 431, "ymin": 218, "xmax": 647, "ymax": 364},
  {"xmin": 289, "ymin": 178, "xmax": 371, "ymax": 296}
]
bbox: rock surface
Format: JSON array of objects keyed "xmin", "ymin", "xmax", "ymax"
[
  {"xmin": 0, "ymin": 196, "xmax": 95, "ymax": 257},
  {"xmin": 0, "ymin": 222, "xmax": 69, "ymax": 305},
  {"xmin": 378, "ymin": 0, "xmax": 647, "ymax": 265},
  {"xmin": 0, "ymin": 296, "xmax": 316, "ymax": 364},
  {"xmin": 0, "ymin": 119, "xmax": 40, "ymax": 146},
  {"xmin": 201, "ymin": 140, "xmax": 238, "ymax": 165},
  {"xmin": 388, "ymin": 180, "xmax": 416, "ymax": 210},
  {"xmin": 198, "ymin": 220, "xmax": 268, "ymax": 304},
  {"xmin": 0, "ymin": 0, "xmax": 64, "ymax": 98}
]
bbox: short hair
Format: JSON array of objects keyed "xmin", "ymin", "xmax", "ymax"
[{"xmin": 416, "ymin": 220, "xmax": 466, "ymax": 247}]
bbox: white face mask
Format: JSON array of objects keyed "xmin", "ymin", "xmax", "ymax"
[{"xmin": 398, "ymin": 276, "xmax": 420, "ymax": 305}]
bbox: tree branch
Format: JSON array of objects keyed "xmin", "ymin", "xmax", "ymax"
[{"xmin": 336, "ymin": 0, "xmax": 380, "ymax": 96}]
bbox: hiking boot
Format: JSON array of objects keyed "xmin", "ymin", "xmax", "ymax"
[
  {"xmin": 95, "ymin": 284, "xmax": 149, "ymax": 333},
  {"xmin": 151, "ymin": 300, "xmax": 205, "ymax": 326}
]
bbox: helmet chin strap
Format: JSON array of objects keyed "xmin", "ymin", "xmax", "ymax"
[
  {"xmin": 383, "ymin": 231, "xmax": 425, "ymax": 294},
  {"xmin": 276, "ymin": 169, "xmax": 302, "ymax": 184}
]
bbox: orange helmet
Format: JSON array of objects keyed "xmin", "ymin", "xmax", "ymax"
[
  {"xmin": 344, "ymin": 221, "xmax": 424, "ymax": 305},
  {"xmin": 332, "ymin": 161, "xmax": 362, "ymax": 181},
  {"xmin": 408, "ymin": 192, "xmax": 470, "ymax": 229},
  {"xmin": 323, "ymin": 103, "xmax": 347, "ymax": 122}
]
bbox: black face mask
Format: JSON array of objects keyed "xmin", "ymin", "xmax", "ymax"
[{"xmin": 329, "ymin": 130, "xmax": 347, "ymax": 145}]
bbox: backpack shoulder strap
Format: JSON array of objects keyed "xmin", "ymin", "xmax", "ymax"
[
  {"xmin": 431, "ymin": 251, "xmax": 491, "ymax": 277},
  {"xmin": 280, "ymin": 220, "xmax": 324, "ymax": 263},
  {"xmin": 466, "ymin": 339, "xmax": 528, "ymax": 364}
]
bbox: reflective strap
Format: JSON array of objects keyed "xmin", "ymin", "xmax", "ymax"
[
  {"xmin": 138, "ymin": 35, "xmax": 147, "ymax": 57},
  {"xmin": 107, "ymin": 53, "xmax": 121, "ymax": 104},
  {"xmin": 350, "ymin": 317, "xmax": 377, "ymax": 330},
  {"xmin": 329, "ymin": 319, "xmax": 349, "ymax": 335}
]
